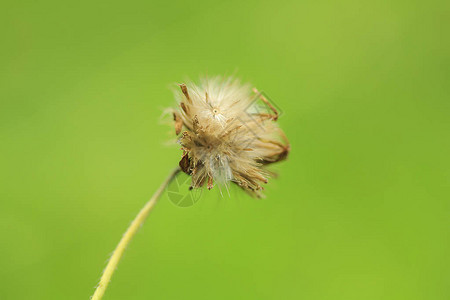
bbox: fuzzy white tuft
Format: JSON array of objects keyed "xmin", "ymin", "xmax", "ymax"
[{"xmin": 172, "ymin": 76, "xmax": 289, "ymax": 197}]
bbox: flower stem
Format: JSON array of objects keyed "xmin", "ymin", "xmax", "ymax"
[{"xmin": 91, "ymin": 166, "xmax": 181, "ymax": 300}]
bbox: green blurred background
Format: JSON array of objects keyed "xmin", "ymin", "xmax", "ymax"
[{"xmin": 1, "ymin": 0, "xmax": 449, "ymax": 299}]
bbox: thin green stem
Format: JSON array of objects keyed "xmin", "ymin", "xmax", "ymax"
[{"xmin": 92, "ymin": 167, "xmax": 181, "ymax": 300}]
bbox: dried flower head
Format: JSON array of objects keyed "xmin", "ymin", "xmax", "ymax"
[{"xmin": 172, "ymin": 76, "xmax": 290, "ymax": 197}]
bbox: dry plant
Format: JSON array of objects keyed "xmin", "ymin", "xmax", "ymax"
[{"xmin": 91, "ymin": 76, "xmax": 290, "ymax": 299}]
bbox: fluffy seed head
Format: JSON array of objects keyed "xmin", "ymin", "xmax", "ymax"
[{"xmin": 172, "ymin": 76, "xmax": 290, "ymax": 197}]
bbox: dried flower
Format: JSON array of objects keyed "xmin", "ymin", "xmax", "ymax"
[
  {"xmin": 92, "ymin": 77, "xmax": 290, "ymax": 299},
  {"xmin": 172, "ymin": 76, "xmax": 290, "ymax": 197}
]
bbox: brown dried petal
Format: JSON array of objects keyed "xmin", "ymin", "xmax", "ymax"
[{"xmin": 173, "ymin": 112, "xmax": 183, "ymax": 135}]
